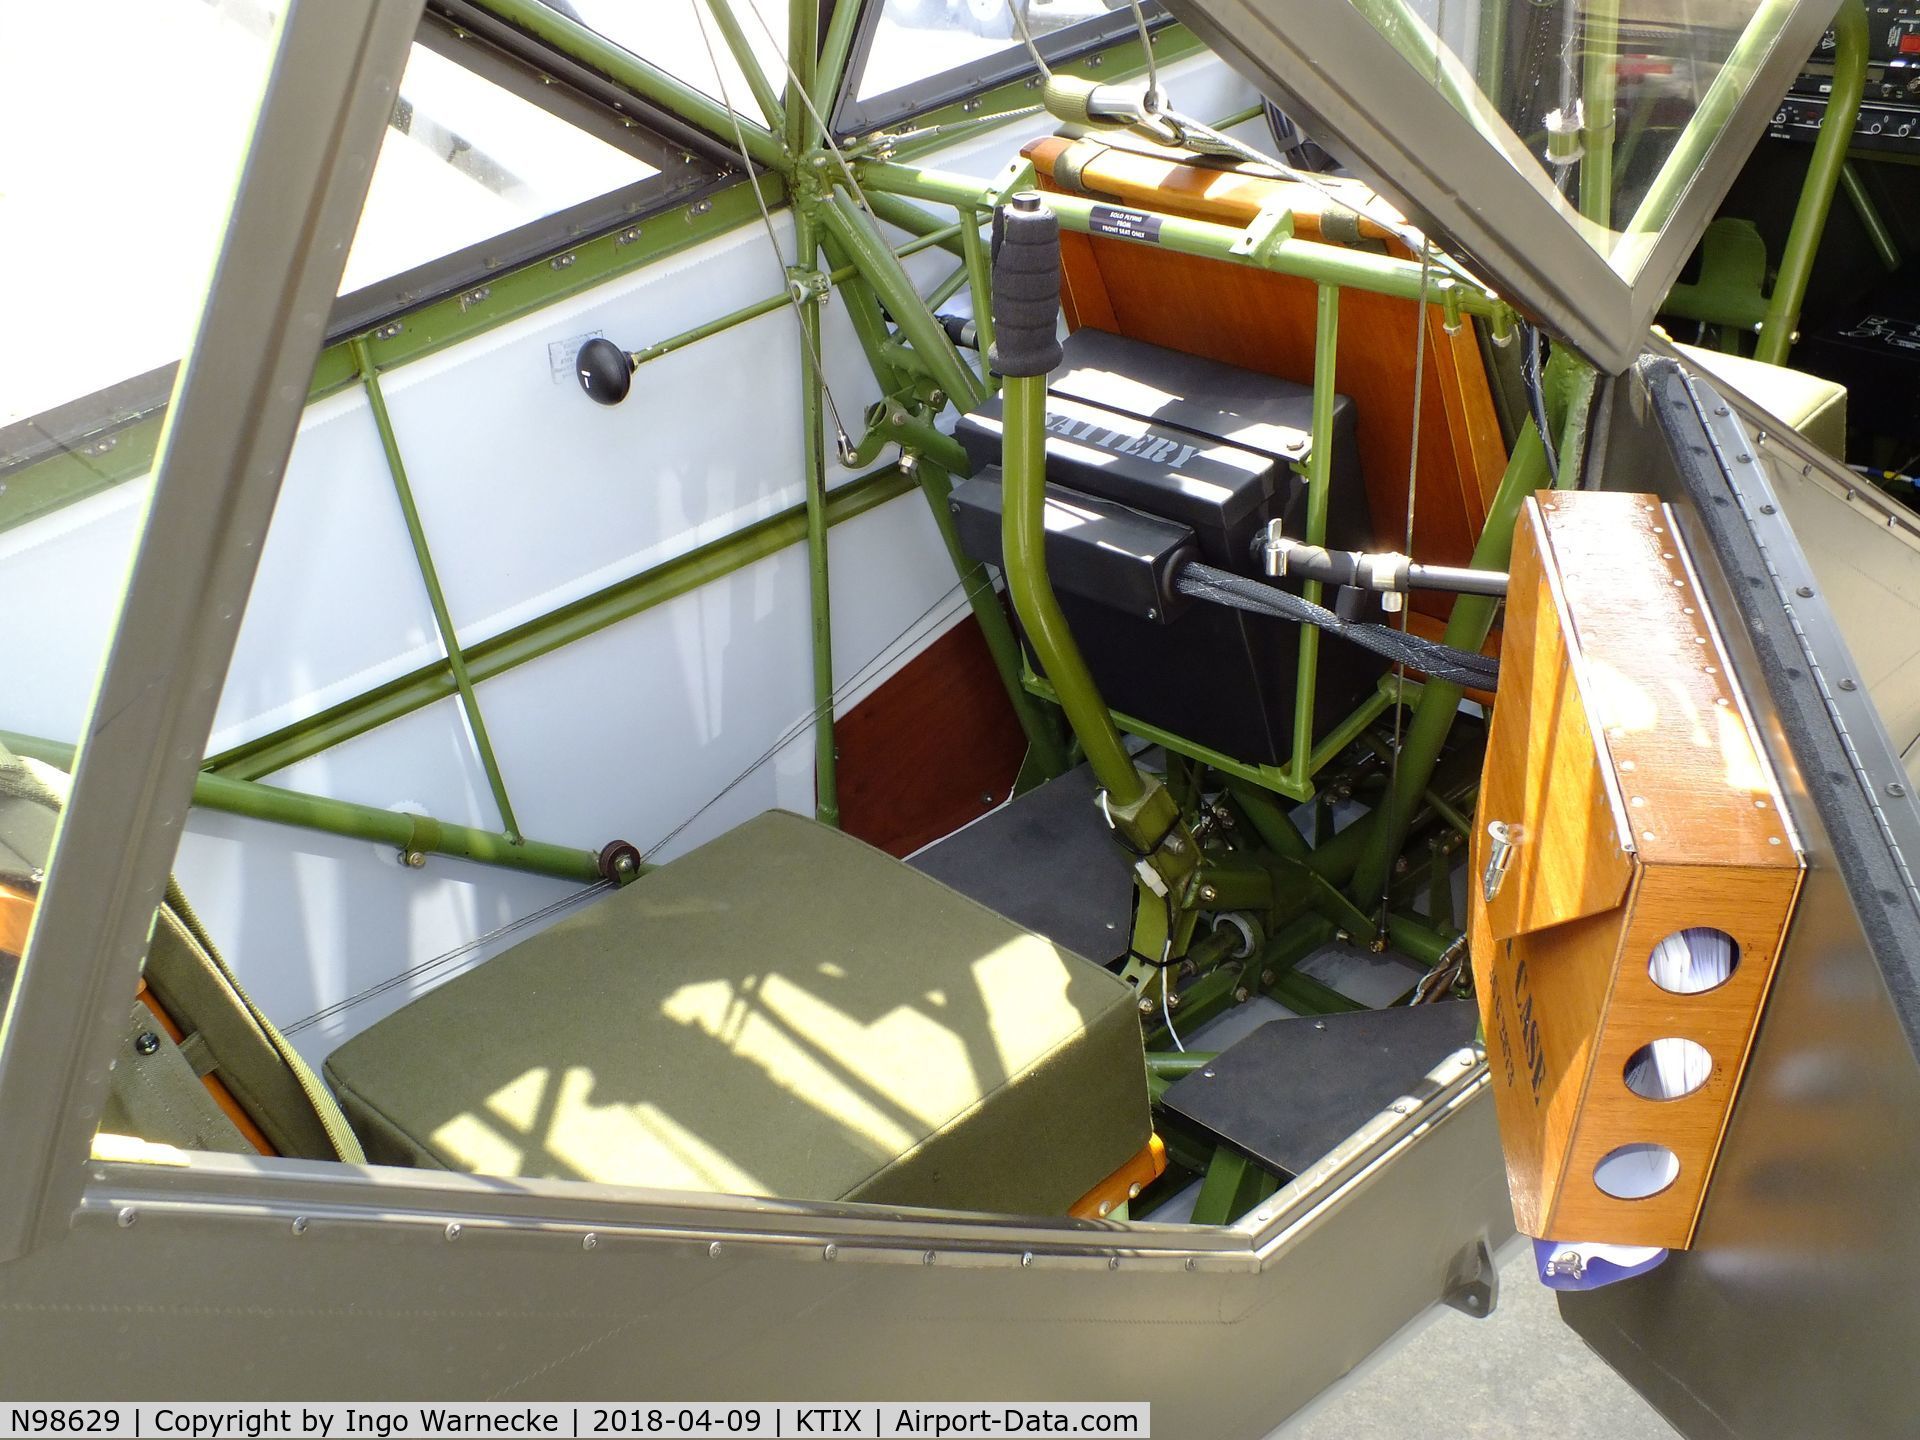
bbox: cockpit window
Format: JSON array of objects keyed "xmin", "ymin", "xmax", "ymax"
[
  {"xmin": 537, "ymin": 0, "xmax": 791, "ymax": 113},
  {"xmin": 1344, "ymin": 0, "xmax": 1805, "ymax": 279},
  {"xmin": 1, "ymin": 1, "xmax": 710, "ymax": 436},
  {"xmin": 837, "ymin": 0, "xmax": 1167, "ymax": 134}
]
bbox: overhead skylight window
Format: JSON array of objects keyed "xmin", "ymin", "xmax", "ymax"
[{"xmin": 543, "ymin": 0, "xmax": 791, "ymax": 115}]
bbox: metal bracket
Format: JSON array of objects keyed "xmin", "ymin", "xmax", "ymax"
[
  {"xmin": 1441, "ymin": 1234, "xmax": 1498, "ymax": 1318},
  {"xmin": 1230, "ymin": 198, "xmax": 1296, "ymax": 267}
]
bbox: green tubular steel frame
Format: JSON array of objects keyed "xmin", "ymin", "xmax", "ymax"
[{"xmin": 9, "ymin": 2, "xmax": 1591, "ymax": 1057}]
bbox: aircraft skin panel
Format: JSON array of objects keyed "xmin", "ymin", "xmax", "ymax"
[{"xmin": 0, "ymin": 1070, "xmax": 1506, "ymax": 1433}]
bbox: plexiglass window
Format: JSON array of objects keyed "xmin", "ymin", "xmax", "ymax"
[
  {"xmin": 1347, "ymin": 0, "xmax": 1803, "ymax": 278},
  {"xmin": 856, "ymin": 0, "xmax": 1126, "ymax": 99},
  {"xmin": 544, "ymin": 0, "xmax": 791, "ymax": 117},
  {"xmin": 0, "ymin": 1, "xmax": 666, "ymax": 430}
]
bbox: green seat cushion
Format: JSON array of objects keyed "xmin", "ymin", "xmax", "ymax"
[
  {"xmin": 1676, "ymin": 343, "xmax": 1849, "ymax": 460},
  {"xmin": 325, "ymin": 810, "xmax": 1150, "ymax": 1215}
]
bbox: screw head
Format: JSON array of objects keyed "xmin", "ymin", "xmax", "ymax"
[
  {"xmin": 133, "ymin": 1031, "xmax": 160, "ymax": 1056},
  {"xmin": 582, "ymin": 1233, "xmax": 598, "ymax": 1250},
  {"xmin": 708, "ymin": 1241, "xmax": 723, "ymax": 1258},
  {"xmin": 923, "ymin": 1250, "xmax": 936, "ymax": 1265},
  {"xmin": 445, "ymin": 1222, "xmax": 462, "ymax": 1241},
  {"xmin": 117, "ymin": 1207, "xmax": 137, "ymax": 1228},
  {"xmin": 1232, "ymin": 987, "xmax": 1250, "ymax": 1004},
  {"xmin": 1890, "ymin": 783, "xmax": 1908, "ymax": 798},
  {"xmin": 1796, "ymin": 585, "xmax": 1815, "ymax": 598},
  {"xmin": 291, "ymin": 1217, "xmax": 309, "ymax": 1236},
  {"xmin": 1184, "ymin": 1257, "xmax": 1197, "ymax": 1272},
  {"xmin": 823, "ymin": 1243, "xmax": 838, "ymax": 1261},
  {"xmin": 1021, "ymin": 1252, "xmax": 1034, "ymax": 1267},
  {"xmin": 1840, "ymin": 678, "xmax": 1858, "ymax": 691},
  {"xmin": 1108, "ymin": 1255, "xmax": 1121, "ymax": 1270}
]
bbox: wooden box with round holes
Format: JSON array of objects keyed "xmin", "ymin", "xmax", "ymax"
[{"xmin": 1467, "ymin": 492, "xmax": 1804, "ymax": 1249}]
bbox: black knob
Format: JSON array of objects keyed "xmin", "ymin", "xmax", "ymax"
[{"xmin": 576, "ymin": 337, "xmax": 634, "ymax": 406}]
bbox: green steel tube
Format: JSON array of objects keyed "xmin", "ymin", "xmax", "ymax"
[
  {"xmin": 857, "ymin": 162, "xmax": 1506, "ymax": 315},
  {"xmin": 206, "ymin": 464, "xmax": 918, "ymax": 782},
  {"xmin": 1841, "ymin": 162, "xmax": 1902, "ymax": 271},
  {"xmin": 1578, "ymin": 0, "xmax": 1619, "ymax": 226},
  {"xmin": 782, "ymin": 0, "xmax": 815, "ymax": 157},
  {"xmin": 813, "ymin": 0, "xmax": 866, "ymax": 116},
  {"xmin": 1290, "ymin": 286, "xmax": 1340, "ymax": 785},
  {"xmin": 1756, "ymin": 0, "xmax": 1867, "ymax": 366},
  {"xmin": 3, "ymin": 731, "xmax": 603, "ymax": 886},
  {"xmin": 474, "ymin": 0, "xmax": 785, "ymax": 170},
  {"xmin": 794, "ymin": 209, "xmax": 839, "ymax": 827},
  {"xmin": 816, "ymin": 192, "xmax": 985, "ymax": 410},
  {"xmin": 1003, "ymin": 375, "xmax": 1144, "ymax": 807},
  {"xmin": 1623, "ymin": 0, "xmax": 1800, "ymax": 245},
  {"xmin": 1146, "ymin": 1052, "xmax": 1220, "ymax": 1081},
  {"xmin": 704, "ymin": 0, "xmax": 786, "ymax": 135},
  {"xmin": 864, "ymin": 190, "xmax": 971, "ymax": 259},
  {"xmin": 958, "ymin": 210, "xmax": 997, "ymax": 387},
  {"xmin": 926, "ymin": 259, "xmax": 972, "ymax": 311},
  {"xmin": 351, "ymin": 338, "xmax": 523, "ymax": 844},
  {"xmin": 1347, "ymin": 421, "xmax": 1550, "ymax": 907},
  {"xmin": 912, "ymin": 463, "xmax": 1071, "ymax": 778}
]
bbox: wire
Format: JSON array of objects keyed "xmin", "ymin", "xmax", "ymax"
[
  {"xmin": 1381, "ymin": 242, "xmax": 1433, "ymax": 937},
  {"xmin": 1524, "ymin": 321, "xmax": 1561, "ymax": 482},
  {"xmin": 1008, "ymin": 0, "xmax": 1052, "ymax": 79},
  {"xmin": 1123, "ymin": 0, "xmax": 1159, "ymax": 103},
  {"xmin": 1174, "ymin": 564, "xmax": 1500, "ymax": 690},
  {"xmin": 688, "ymin": 0, "xmax": 855, "ymax": 455},
  {"xmin": 736, "ymin": 0, "xmax": 885, "ymax": 225}
]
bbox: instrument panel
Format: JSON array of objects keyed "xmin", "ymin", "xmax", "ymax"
[{"xmin": 1769, "ymin": 4, "xmax": 1920, "ymax": 155}]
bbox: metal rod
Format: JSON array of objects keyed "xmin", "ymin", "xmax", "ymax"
[
  {"xmin": 704, "ymin": 0, "xmax": 786, "ymax": 135},
  {"xmin": 1348, "ymin": 421, "xmax": 1550, "ymax": 905},
  {"xmin": 205, "ymin": 464, "xmax": 917, "ymax": 782},
  {"xmin": 912, "ymin": 463, "xmax": 1071, "ymax": 779},
  {"xmin": 958, "ymin": 209, "xmax": 997, "ymax": 390},
  {"xmin": 858, "ymin": 161, "xmax": 1507, "ymax": 316},
  {"xmin": 0, "ymin": 732, "xmax": 602, "ymax": 885},
  {"xmin": 1003, "ymin": 374, "xmax": 1144, "ymax": 807},
  {"xmin": 813, "ymin": 0, "xmax": 865, "ymax": 117},
  {"xmin": 816, "ymin": 191, "xmax": 985, "ymax": 410},
  {"xmin": 794, "ymin": 206, "xmax": 839, "ymax": 827},
  {"xmin": 1290, "ymin": 286, "xmax": 1339, "ymax": 784},
  {"xmin": 351, "ymin": 338, "xmax": 522, "ymax": 842},
  {"xmin": 864, "ymin": 190, "xmax": 971, "ymax": 259},
  {"xmin": 1840, "ymin": 162, "xmax": 1902, "ymax": 272},
  {"xmin": 1578, "ymin": 0, "xmax": 1619, "ymax": 225},
  {"xmin": 474, "ymin": 0, "xmax": 785, "ymax": 170},
  {"xmin": 1755, "ymin": 0, "xmax": 1867, "ymax": 366},
  {"xmin": 782, "ymin": 0, "xmax": 816, "ymax": 156}
]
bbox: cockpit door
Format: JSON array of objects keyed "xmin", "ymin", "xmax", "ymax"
[{"xmin": 1159, "ymin": 0, "xmax": 1836, "ymax": 373}]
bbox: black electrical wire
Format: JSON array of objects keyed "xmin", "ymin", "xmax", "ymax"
[
  {"xmin": 1174, "ymin": 562, "xmax": 1501, "ymax": 691},
  {"xmin": 1522, "ymin": 321, "xmax": 1560, "ymax": 483}
]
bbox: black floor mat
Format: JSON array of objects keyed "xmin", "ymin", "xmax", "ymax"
[{"xmin": 909, "ymin": 764, "xmax": 1134, "ymax": 964}]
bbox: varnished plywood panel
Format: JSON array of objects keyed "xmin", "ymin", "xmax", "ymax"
[
  {"xmin": 833, "ymin": 614, "xmax": 1027, "ymax": 859},
  {"xmin": 1474, "ymin": 503, "xmax": 1635, "ymax": 941},
  {"xmin": 1470, "ymin": 494, "xmax": 1804, "ymax": 1249}
]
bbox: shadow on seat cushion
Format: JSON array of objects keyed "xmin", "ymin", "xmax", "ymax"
[{"xmin": 324, "ymin": 810, "xmax": 1151, "ymax": 1216}]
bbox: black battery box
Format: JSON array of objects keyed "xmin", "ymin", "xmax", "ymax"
[{"xmin": 950, "ymin": 328, "xmax": 1381, "ymax": 768}]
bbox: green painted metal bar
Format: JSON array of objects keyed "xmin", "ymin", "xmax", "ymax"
[
  {"xmin": 911, "ymin": 463, "xmax": 1071, "ymax": 779},
  {"xmin": 1347, "ymin": 421, "xmax": 1551, "ymax": 907},
  {"xmin": 1225, "ymin": 782, "xmax": 1312, "ymax": 865},
  {"xmin": 926, "ymin": 258, "xmax": 972, "ymax": 311},
  {"xmin": 351, "ymin": 338, "xmax": 523, "ymax": 843},
  {"xmin": 794, "ymin": 207, "xmax": 839, "ymax": 827},
  {"xmin": 782, "ymin": 0, "xmax": 816, "ymax": 157},
  {"xmin": 1146, "ymin": 1052, "xmax": 1219, "ymax": 1081},
  {"xmin": 958, "ymin": 209, "xmax": 997, "ymax": 390},
  {"xmin": 475, "ymin": 0, "xmax": 785, "ymax": 170},
  {"xmin": 813, "ymin": 0, "xmax": 865, "ymax": 116},
  {"xmin": 704, "ymin": 0, "xmax": 786, "ymax": 135},
  {"xmin": 816, "ymin": 191, "xmax": 986, "ymax": 410},
  {"xmin": 1290, "ymin": 286, "xmax": 1340, "ymax": 784},
  {"xmin": 1188, "ymin": 1147, "xmax": 1278, "ymax": 1227},
  {"xmin": 863, "ymin": 190, "xmax": 970, "ymax": 259},
  {"xmin": 206, "ymin": 463, "xmax": 917, "ymax": 782},
  {"xmin": 1622, "ymin": 0, "xmax": 1801, "ymax": 244},
  {"xmin": 858, "ymin": 161, "xmax": 1508, "ymax": 316},
  {"xmin": 1003, "ymin": 374, "xmax": 1145, "ymax": 808},
  {"xmin": 1841, "ymin": 162, "xmax": 1902, "ymax": 271},
  {"xmin": 1755, "ymin": 0, "xmax": 1867, "ymax": 366},
  {"xmin": 3, "ymin": 731, "xmax": 603, "ymax": 886},
  {"xmin": 1578, "ymin": 0, "xmax": 1619, "ymax": 225}
]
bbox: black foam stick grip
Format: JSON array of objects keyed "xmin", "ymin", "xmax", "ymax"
[{"xmin": 989, "ymin": 192, "xmax": 1064, "ymax": 378}]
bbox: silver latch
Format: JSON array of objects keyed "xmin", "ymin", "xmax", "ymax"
[
  {"xmin": 1260, "ymin": 519, "xmax": 1289, "ymax": 578},
  {"xmin": 1482, "ymin": 820, "xmax": 1521, "ymax": 903}
]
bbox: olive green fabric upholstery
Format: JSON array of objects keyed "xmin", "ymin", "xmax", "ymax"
[
  {"xmin": 325, "ymin": 810, "xmax": 1152, "ymax": 1215},
  {"xmin": 1677, "ymin": 343, "xmax": 1849, "ymax": 459}
]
